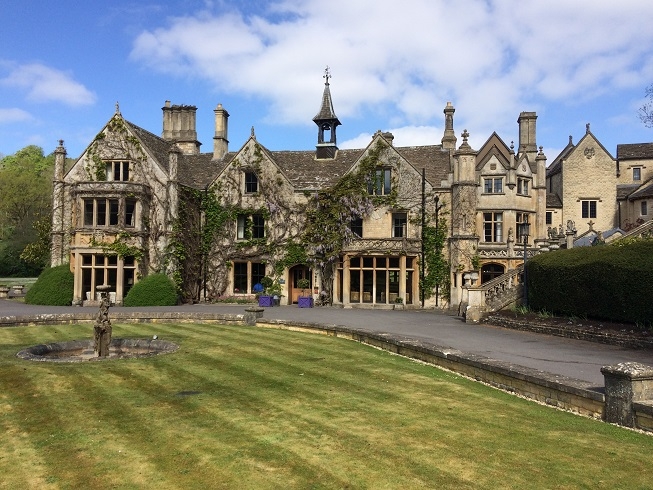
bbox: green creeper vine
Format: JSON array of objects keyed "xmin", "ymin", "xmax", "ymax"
[
  {"xmin": 89, "ymin": 232, "xmax": 144, "ymax": 261},
  {"xmin": 420, "ymin": 218, "xmax": 450, "ymax": 301}
]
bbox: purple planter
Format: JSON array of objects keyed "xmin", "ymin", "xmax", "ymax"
[
  {"xmin": 258, "ymin": 295, "xmax": 274, "ymax": 307},
  {"xmin": 297, "ymin": 296, "xmax": 314, "ymax": 308}
]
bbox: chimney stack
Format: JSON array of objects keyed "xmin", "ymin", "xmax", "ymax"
[
  {"xmin": 441, "ymin": 102, "xmax": 457, "ymax": 150},
  {"xmin": 213, "ymin": 103, "xmax": 229, "ymax": 160},
  {"xmin": 517, "ymin": 112, "xmax": 537, "ymax": 156},
  {"xmin": 162, "ymin": 101, "xmax": 200, "ymax": 155}
]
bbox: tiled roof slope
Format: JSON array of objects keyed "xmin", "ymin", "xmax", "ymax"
[
  {"xmin": 125, "ymin": 121, "xmax": 172, "ymax": 174},
  {"xmin": 396, "ymin": 145, "xmax": 452, "ymax": 189},
  {"xmin": 546, "ymin": 193, "xmax": 562, "ymax": 207},
  {"xmin": 617, "ymin": 143, "xmax": 653, "ymax": 160}
]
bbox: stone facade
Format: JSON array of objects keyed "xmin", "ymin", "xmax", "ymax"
[
  {"xmin": 52, "ymin": 76, "xmax": 549, "ymax": 309},
  {"xmin": 546, "ymin": 126, "xmax": 653, "ymax": 240}
]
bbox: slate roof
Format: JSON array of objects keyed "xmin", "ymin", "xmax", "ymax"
[
  {"xmin": 617, "ymin": 184, "xmax": 640, "ymax": 200},
  {"xmin": 546, "ymin": 193, "xmax": 562, "ymax": 208},
  {"xmin": 616, "ymin": 143, "xmax": 653, "ymax": 160},
  {"xmin": 125, "ymin": 121, "xmax": 172, "ymax": 174},
  {"xmin": 628, "ymin": 181, "xmax": 653, "ymax": 200},
  {"xmin": 396, "ymin": 145, "xmax": 452, "ymax": 189}
]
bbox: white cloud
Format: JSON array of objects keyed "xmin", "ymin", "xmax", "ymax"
[
  {"xmin": 0, "ymin": 108, "xmax": 32, "ymax": 124},
  {"xmin": 1, "ymin": 63, "xmax": 96, "ymax": 106},
  {"xmin": 129, "ymin": 0, "xmax": 653, "ymax": 145}
]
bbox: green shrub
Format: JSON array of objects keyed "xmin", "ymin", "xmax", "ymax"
[
  {"xmin": 527, "ymin": 240, "xmax": 653, "ymax": 326},
  {"xmin": 24, "ymin": 264, "xmax": 74, "ymax": 306},
  {"xmin": 123, "ymin": 273, "xmax": 178, "ymax": 306}
]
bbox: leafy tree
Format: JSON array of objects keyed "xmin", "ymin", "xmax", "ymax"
[
  {"xmin": 639, "ymin": 84, "xmax": 653, "ymax": 127},
  {"xmin": 0, "ymin": 146, "xmax": 54, "ymax": 275}
]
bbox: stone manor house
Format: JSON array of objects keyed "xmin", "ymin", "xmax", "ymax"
[{"xmin": 50, "ymin": 74, "xmax": 653, "ymax": 309}]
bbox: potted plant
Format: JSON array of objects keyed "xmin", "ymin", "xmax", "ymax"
[
  {"xmin": 257, "ymin": 276, "xmax": 274, "ymax": 307},
  {"xmin": 394, "ymin": 296, "xmax": 404, "ymax": 310},
  {"xmin": 297, "ymin": 278, "xmax": 313, "ymax": 308}
]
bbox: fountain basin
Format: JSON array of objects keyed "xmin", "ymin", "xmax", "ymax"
[{"xmin": 17, "ymin": 338, "xmax": 179, "ymax": 362}]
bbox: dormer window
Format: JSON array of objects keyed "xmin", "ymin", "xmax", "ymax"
[
  {"xmin": 245, "ymin": 172, "xmax": 258, "ymax": 193},
  {"xmin": 105, "ymin": 161, "xmax": 130, "ymax": 182},
  {"xmin": 633, "ymin": 167, "xmax": 642, "ymax": 181}
]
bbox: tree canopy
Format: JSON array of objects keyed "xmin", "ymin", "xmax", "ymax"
[{"xmin": 0, "ymin": 145, "xmax": 55, "ymax": 276}]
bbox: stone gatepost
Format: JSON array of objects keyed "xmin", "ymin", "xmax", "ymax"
[
  {"xmin": 244, "ymin": 307, "xmax": 264, "ymax": 326},
  {"xmin": 601, "ymin": 362, "xmax": 653, "ymax": 427}
]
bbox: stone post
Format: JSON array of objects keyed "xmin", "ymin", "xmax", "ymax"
[
  {"xmin": 601, "ymin": 362, "xmax": 653, "ymax": 427},
  {"xmin": 244, "ymin": 307, "xmax": 264, "ymax": 326}
]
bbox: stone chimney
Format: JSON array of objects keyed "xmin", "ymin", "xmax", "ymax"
[
  {"xmin": 213, "ymin": 103, "xmax": 229, "ymax": 160},
  {"xmin": 162, "ymin": 101, "xmax": 201, "ymax": 155},
  {"xmin": 382, "ymin": 132, "xmax": 395, "ymax": 146},
  {"xmin": 517, "ymin": 112, "xmax": 537, "ymax": 156},
  {"xmin": 441, "ymin": 102, "xmax": 457, "ymax": 150}
]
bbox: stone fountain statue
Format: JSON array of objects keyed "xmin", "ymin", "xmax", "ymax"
[{"xmin": 94, "ymin": 285, "xmax": 112, "ymax": 357}]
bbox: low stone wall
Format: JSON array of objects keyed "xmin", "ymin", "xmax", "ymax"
[
  {"xmin": 483, "ymin": 313, "xmax": 653, "ymax": 350},
  {"xmin": 256, "ymin": 319, "xmax": 606, "ymax": 420}
]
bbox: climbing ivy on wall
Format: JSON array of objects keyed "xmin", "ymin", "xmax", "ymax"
[
  {"xmin": 301, "ymin": 140, "xmax": 397, "ymax": 297},
  {"xmin": 420, "ymin": 218, "xmax": 450, "ymax": 301}
]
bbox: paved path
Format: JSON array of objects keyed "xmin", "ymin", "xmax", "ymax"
[{"xmin": 2, "ymin": 300, "xmax": 653, "ymax": 387}]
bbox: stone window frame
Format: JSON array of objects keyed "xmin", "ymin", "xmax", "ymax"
[
  {"xmin": 244, "ymin": 171, "xmax": 259, "ymax": 194},
  {"xmin": 233, "ymin": 260, "xmax": 265, "ymax": 294},
  {"xmin": 483, "ymin": 211, "xmax": 503, "ymax": 242},
  {"xmin": 82, "ymin": 197, "xmax": 136, "ymax": 229},
  {"xmin": 516, "ymin": 177, "xmax": 530, "ymax": 196},
  {"xmin": 391, "ymin": 212, "xmax": 407, "ymax": 238},
  {"xmin": 105, "ymin": 160, "xmax": 130, "ymax": 182},
  {"xmin": 483, "ymin": 177, "xmax": 504, "ymax": 194},
  {"xmin": 236, "ymin": 213, "xmax": 266, "ymax": 240},
  {"xmin": 633, "ymin": 167, "xmax": 642, "ymax": 182},
  {"xmin": 641, "ymin": 201, "xmax": 648, "ymax": 217},
  {"xmin": 368, "ymin": 168, "xmax": 392, "ymax": 196},
  {"xmin": 581, "ymin": 200, "xmax": 597, "ymax": 219}
]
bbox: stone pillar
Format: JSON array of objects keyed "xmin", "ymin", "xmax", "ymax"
[
  {"xmin": 244, "ymin": 307, "xmax": 264, "ymax": 326},
  {"xmin": 601, "ymin": 362, "xmax": 653, "ymax": 427}
]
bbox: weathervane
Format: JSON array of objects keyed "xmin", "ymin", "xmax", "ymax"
[{"xmin": 323, "ymin": 66, "xmax": 331, "ymax": 84}]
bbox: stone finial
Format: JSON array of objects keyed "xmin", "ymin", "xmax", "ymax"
[
  {"xmin": 569, "ymin": 135, "xmax": 573, "ymax": 145},
  {"xmin": 251, "ymin": 126, "xmax": 256, "ymax": 139},
  {"xmin": 510, "ymin": 141, "xmax": 515, "ymax": 153},
  {"xmin": 586, "ymin": 123, "xmax": 590, "ymax": 134},
  {"xmin": 115, "ymin": 101, "xmax": 121, "ymax": 115}
]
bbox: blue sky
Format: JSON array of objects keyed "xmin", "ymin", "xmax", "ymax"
[{"xmin": 2, "ymin": 0, "xmax": 653, "ymax": 163}]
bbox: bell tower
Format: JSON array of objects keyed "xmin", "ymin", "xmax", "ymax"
[{"xmin": 313, "ymin": 67, "xmax": 341, "ymax": 159}]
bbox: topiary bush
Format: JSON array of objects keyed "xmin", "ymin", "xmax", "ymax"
[
  {"xmin": 24, "ymin": 264, "xmax": 74, "ymax": 306},
  {"xmin": 123, "ymin": 273, "xmax": 178, "ymax": 306},
  {"xmin": 527, "ymin": 239, "xmax": 653, "ymax": 326}
]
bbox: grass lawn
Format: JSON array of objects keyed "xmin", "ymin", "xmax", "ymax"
[{"xmin": 1, "ymin": 322, "xmax": 652, "ymax": 489}]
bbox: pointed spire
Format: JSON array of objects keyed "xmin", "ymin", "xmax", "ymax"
[
  {"xmin": 314, "ymin": 66, "xmax": 341, "ymax": 159},
  {"xmin": 313, "ymin": 66, "xmax": 340, "ymax": 123}
]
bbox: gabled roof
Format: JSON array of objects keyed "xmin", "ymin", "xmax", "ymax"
[
  {"xmin": 475, "ymin": 132, "xmax": 512, "ymax": 171},
  {"xmin": 616, "ymin": 142, "xmax": 653, "ymax": 160},
  {"xmin": 124, "ymin": 120, "xmax": 172, "ymax": 174},
  {"xmin": 547, "ymin": 136, "xmax": 575, "ymax": 177}
]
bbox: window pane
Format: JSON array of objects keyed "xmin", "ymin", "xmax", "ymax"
[
  {"xmin": 634, "ymin": 168, "xmax": 641, "ymax": 181},
  {"xmin": 122, "ymin": 162, "xmax": 129, "ymax": 181},
  {"xmin": 350, "ymin": 218, "xmax": 363, "ymax": 237},
  {"xmin": 252, "ymin": 214, "xmax": 265, "ymax": 239},
  {"xmin": 251, "ymin": 263, "xmax": 265, "ymax": 292},
  {"xmin": 233, "ymin": 263, "xmax": 247, "ymax": 293},
  {"xmin": 125, "ymin": 199, "xmax": 136, "ymax": 227},
  {"xmin": 114, "ymin": 162, "xmax": 121, "ymax": 181},
  {"xmin": 393, "ymin": 213, "xmax": 407, "ymax": 237},
  {"xmin": 384, "ymin": 169, "xmax": 391, "ymax": 195},
  {"xmin": 494, "ymin": 179, "xmax": 502, "ymax": 193},
  {"xmin": 84, "ymin": 199, "xmax": 94, "ymax": 226},
  {"xmin": 484, "ymin": 179, "xmax": 492, "ymax": 193},
  {"xmin": 105, "ymin": 163, "xmax": 113, "ymax": 181},
  {"xmin": 245, "ymin": 172, "xmax": 258, "ymax": 193},
  {"xmin": 109, "ymin": 200, "xmax": 119, "ymax": 226},
  {"xmin": 97, "ymin": 200, "xmax": 106, "ymax": 226},
  {"xmin": 642, "ymin": 201, "xmax": 648, "ymax": 216},
  {"xmin": 237, "ymin": 215, "xmax": 246, "ymax": 239}
]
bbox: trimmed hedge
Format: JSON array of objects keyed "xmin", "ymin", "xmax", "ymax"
[
  {"xmin": 24, "ymin": 264, "xmax": 74, "ymax": 306},
  {"xmin": 123, "ymin": 273, "xmax": 178, "ymax": 307},
  {"xmin": 527, "ymin": 240, "xmax": 653, "ymax": 325}
]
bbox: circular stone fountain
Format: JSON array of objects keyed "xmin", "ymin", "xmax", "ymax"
[{"xmin": 16, "ymin": 286, "xmax": 178, "ymax": 363}]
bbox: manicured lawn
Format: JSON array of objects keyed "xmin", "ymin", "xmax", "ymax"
[{"xmin": 1, "ymin": 322, "xmax": 652, "ymax": 489}]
